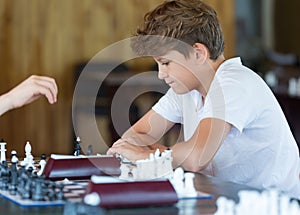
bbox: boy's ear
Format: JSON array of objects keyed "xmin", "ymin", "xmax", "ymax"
[{"xmin": 193, "ymin": 43, "xmax": 208, "ymax": 63}]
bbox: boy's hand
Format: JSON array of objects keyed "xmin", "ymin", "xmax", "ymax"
[{"xmin": 107, "ymin": 138, "xmax": 153, "ymax": 162}]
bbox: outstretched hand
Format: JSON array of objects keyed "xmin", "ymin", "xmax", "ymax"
[{"xmin": 0, "ymin": 75, "xmax": 58, "ymax": 116}]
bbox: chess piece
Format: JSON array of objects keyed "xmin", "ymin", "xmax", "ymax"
[
  {"xmin": 87, "ymin": 144, "xmax": 93, "ymax": 156},
  {"xmin": 154, "ymin": 148, "xmax": 160, "ymax": 157},
  {"xmin": 119, "ymin": 149, "xmax": 173, "ymax": 180},
  {"xmin": 47, "ymin": 181, "xmax": 57, "ymax": 201},
  {"xmin": 23, "ymin": 141, "xmax": 35, "ymax": 170},
  {"xmin": 172, "ymin": 167, "xmax": 185, "ymax": 197},
  {"xmin": 9, "ymin": 150, "xmax": 18, "ymax": 195},
  {"xmin": 17, "ymin": 163, "xmax": 27, "ymax": 196},
  {"xmin": 0, "ymin": 139, "xmax": 7, "ymax": 163},
  {"xmin": 37, "ymin": 154, "xmax": 47, "ymax": 176},
  {"xmin": 74, "ymin": 137, "xmax": 81, "ymax": 156},
  {"xmin": 119, "ymin": 163, "xmax": 131, "ymax": 180},
  {"xmin": 0, "ymin": 161, "xmax": 10, "ymax": 190},
  {"xmin": 22, "ymin": 173, "xmax": 32, "ymax": 199},
  {"xmin": 84, "ymin": 192, "xmax": 101, "ymax": 206},
  {"xmin": 215, "ymin": 189, "xmax": 300, "ymax": 215},
  {"xmin": 56, "ymin": 183, "xmax": 65, "ymax": 200},
  {"xmin": 31, "ymin": 177, "xmax": 45, "ymax": 201},
  {"xmin": 183, "ymin": 172, "xmax": 197, "ymax": 198}
]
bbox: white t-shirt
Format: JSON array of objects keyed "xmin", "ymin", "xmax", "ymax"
[{"xmin": 152, "ymin": 57, "xmax": 300, "ymax": 198}]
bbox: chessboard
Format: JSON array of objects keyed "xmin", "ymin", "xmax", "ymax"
[
  {"xmin": 0, "ymin": 180, "xmax": 88, "ymax": 207},
  {"xmin": 0, "ymin": 138, "xmax": 213, "ymax": 208},
  {"xmin": 0, "ymin": 139, "xmax": 90, "ymax": 207}
]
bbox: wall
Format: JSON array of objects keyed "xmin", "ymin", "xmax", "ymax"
[
  {"xmin": 274, "ymin": 0, "xmax": 300, "ymax": 56},
  {"xmin": 0, "ymin": 0, "xmax": 235, "ymax": 157}
]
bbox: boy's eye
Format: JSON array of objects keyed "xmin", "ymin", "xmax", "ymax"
[{"xmin": 161, "ymin": 61, "xmax": 170, "ymax": 66}]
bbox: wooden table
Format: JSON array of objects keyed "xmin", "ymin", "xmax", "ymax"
[{"xmin": 0, "ymin": 172, "xmax": 259, "ymax": 215}]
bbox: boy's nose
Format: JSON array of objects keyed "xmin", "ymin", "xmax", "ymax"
[{"xmin": 158, "ymin": 68, "xmax": 168, "ymax": 80}]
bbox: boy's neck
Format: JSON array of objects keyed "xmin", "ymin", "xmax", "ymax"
[
  {"xmin": 211, "ymin": 55, "xmax": 226, "ymax": 72},
  {"xmin": 196, "ymin": 55, "xmax": 225, "ymax": 97}
]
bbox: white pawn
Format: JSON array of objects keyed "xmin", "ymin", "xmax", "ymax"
[
  {"xmin": 0, "ymin": 139, "xmax": 7, "ymax": 163},
  {"xmin": 183, "ymin": 172, "xmax": 197, "ymax": 198},
  {"xmin": 37, "ymin": 154, "xmax": 47, "ymax": 176}
]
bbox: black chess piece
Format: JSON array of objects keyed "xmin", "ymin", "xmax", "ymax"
[
  {"xmin": 9, "ymin": 151, "xmax": 18, "ymax": 195},
  {"xmin": 31, "ymin": 177, "xmax": 45, "ymax": 201},
  {"xmin": 17, "ymin": 163, "xmax": 27, "ymax": 195},
  {"xmin": 56, "ymin": 183, "xmax": 65, "ymax": 200},
  {"xmin": 22, "ymin": 166, "xmax": 34, "ymax": 199},
  {"xmin": 47, "ymin": 181, "xmax": 57, "ymax": 201},
  {"xmin": 41, "ymin": 154, "xmax": 46, "ymax": 161},
  {"xmin": 1, "ymin": 161, "xmax": 10, "ymax": 190},
  {"xmin": 0, "ymin": 161, "xmax": 8, "ymax": 190},
  {"xmin": 74, "ymin": 137, "xmax": 81, "ymax": 156},
  {"xmin": 87, "ymin": 145, "xmax": 93, "ymax": 156}
]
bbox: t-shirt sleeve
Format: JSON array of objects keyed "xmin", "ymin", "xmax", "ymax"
[
  {"xmin": 200, "ymin": 74, "xmax": 255, "ymax": 133},
  {"xmin": 152, "ymin": 88, "xmax": 183, "ymax": 123}
]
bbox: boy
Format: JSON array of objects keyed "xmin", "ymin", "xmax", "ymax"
[{"xmin": 107, "ymin": 0, "xmax": 300, "ymax": 198}]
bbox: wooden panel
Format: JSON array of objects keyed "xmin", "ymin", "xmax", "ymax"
[
  {"xmin": 0, "ymin": 0, "xmax": 235, "ymax": 158},
  {"xmin": 274, "ymin": 0, "xmax": 300, "ymax": 56}
]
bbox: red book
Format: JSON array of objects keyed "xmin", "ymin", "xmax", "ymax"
[
  {"xmin": 84, "ymin": 176, "xmax": 178, "ymax": 208},
  {"xmin": 43, "ymin": 154, "xmax": 121, "ymax": 180}
]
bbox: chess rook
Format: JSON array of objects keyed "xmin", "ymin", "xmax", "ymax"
[{"xmin": 0, "ymin": 139, "xmax": 7, "ymax": 163}]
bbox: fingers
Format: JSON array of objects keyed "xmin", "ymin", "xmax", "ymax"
[
  {"xmin": 1, "ymin": 75, "xmax": 58, "ymax": 115},
  {"xmin": 30, "ymin": 75, "xmax": 58, "ymax": 104},
  {"xmin": 107, "ymin": 139, "xmax": 124, "ymax": 155},
  {"xmin": 107, "ymin": 139, "xmax": 134, "ymax": 158},
  {"xmin": 106, "ymin": 147, "xmax": 117, "ymax": 155}
]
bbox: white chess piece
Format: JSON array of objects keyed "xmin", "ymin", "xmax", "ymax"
[
  {"xmin": 215, "ymin": 196, "xmax": 236, "ymax": 215},
  {"xmin": 172, "ymin": 167, "xmax": 185, "ymax": 197},
  {"xmin": 119, "ymin": 149, "xmax": 174, "ymax": 180},
  {"xmin": 37, "ymin": 158, "xmax": 47, "ymax": 176},
  {"xmin": 0, "ymin": 140, "xmax": 7, "ymax": 163},
  {"xmin": 119, "ymin": 163, "xmax": 130, "ymax": 180},
  {"xmin": 84, "ymin": 192, "xmax": 101, "ymax": 206},
  {"xmin": 24, "ymin": 141, "xmax": 35, "ymax": 170},
  {"xmin": 183, "ymin": 172, "xmax": 197, "ymax": 198},
  {"xmin": 154, "ymin": 148, "xmax": 160, "ymax": 158}
]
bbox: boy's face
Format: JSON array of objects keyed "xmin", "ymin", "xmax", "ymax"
[{"xmin": 154, "ymin": 50, "xmax": 202, "ymax": 94}]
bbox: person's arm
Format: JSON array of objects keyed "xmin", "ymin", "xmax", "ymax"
[
  {"xmin": 109, "ymin": 111, "xmax": 231, "ymax": 172},
  {"xmin": 0, "ymin": 75, "xmax": 58, "ymax": 116},
  {"xmin": 171, "ymin": 118, "xmax": 231, "ymax": 172},
  {"xmin": 107, "ymin": 109, "xmax": 175, "ymax": 160}
]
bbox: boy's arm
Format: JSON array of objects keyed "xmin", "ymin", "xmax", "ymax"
[
  {"xmin": 108, "ymin": 111, "xmax": 231, "ymax": 172},
  {"xmin": 107, "ymin": 109, "xmax": 175, "ymax": 160},
  {"xmin": 171, "ymin": 117, "xmax": 231, "ymax": 172}
]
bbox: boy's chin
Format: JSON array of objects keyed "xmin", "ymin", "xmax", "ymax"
[{"xmin": 172, "ymin": 87, "xmax": 190, "ymax": 94}]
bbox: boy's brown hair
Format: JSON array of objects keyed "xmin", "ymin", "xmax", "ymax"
[{"xmin": 131, "ymin": 0, "xmax": 224, "ymax": 60}]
